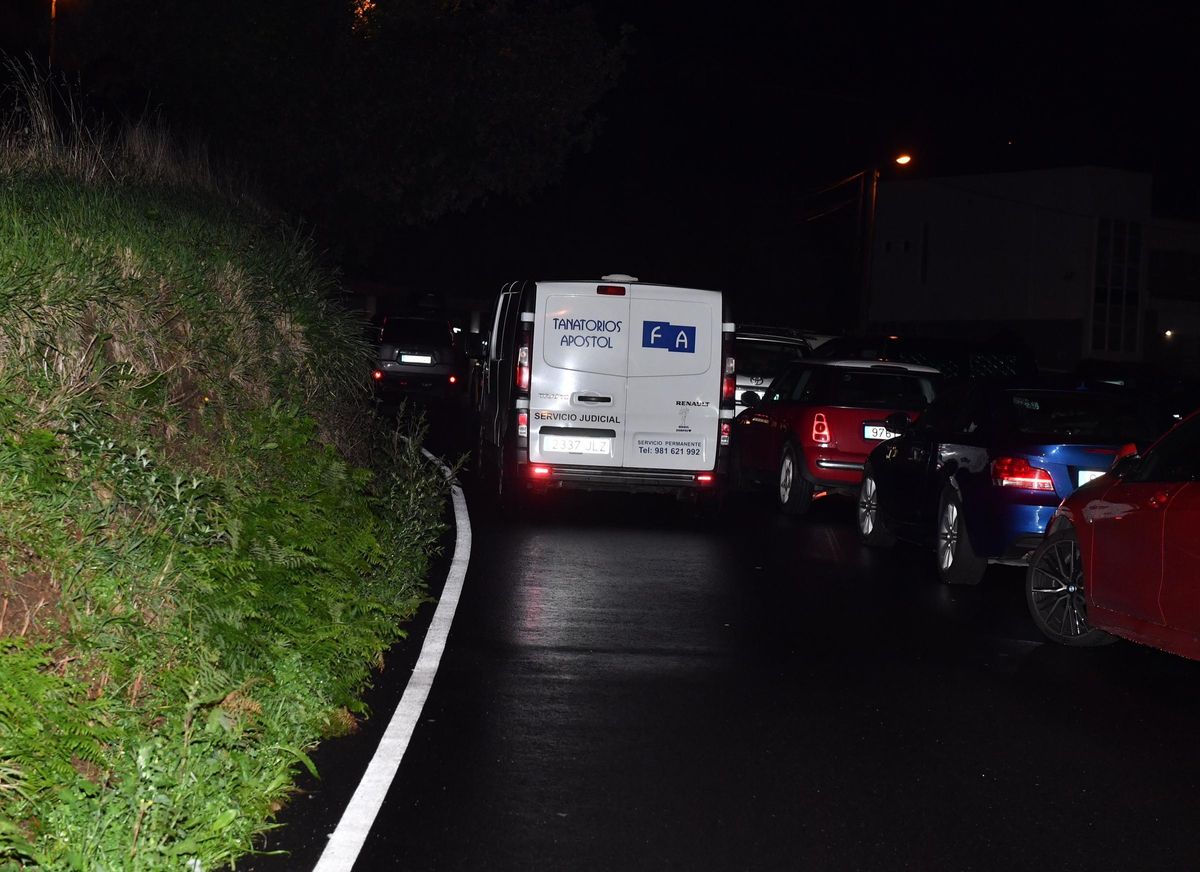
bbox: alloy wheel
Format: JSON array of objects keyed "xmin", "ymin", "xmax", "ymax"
[
  {"xmin": 1029, "ymin": 538, "xmax": 1090, "ymax": 638},
  {"xmin": 858, "ymin": 476, "xmax": 878, "ymax": 535},
  {"xmin": 779, "ymin": 453, "xmax": 794, "ymax": 505},
  {"xmin": 938, "ymin": 500, "xmax": 959, "ymax": 570}
]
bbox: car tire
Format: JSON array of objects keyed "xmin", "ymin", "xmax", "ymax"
[
  {"xmin": 857, "ymin": 464, "xmax": 896, "ymax": 548},
  {"xmin": 1025, "ymin": 526, "xmax": 1116, "ymax": 647},
  {"xmin": 935, "ymin": 485, "xmax": 986, "ymax": 585},
  {"xmin": 777, "ymin": 443, "xmax": 813, "ymax": 516}
]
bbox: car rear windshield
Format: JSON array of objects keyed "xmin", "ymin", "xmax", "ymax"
[
  {"xmin": 828, "ymin": 370, "xmax": 936, "ymax": 411},
  {"xmin": 381, "ymin": 319, "xmax": 452, "ymax": 347},
  {"xmin": 1001, "ymin": 391, "xmax": 1158, "ymax": 443},
  {"xmin": 736, "ymin": 340, "xmax": 808, "ymax": 375}
]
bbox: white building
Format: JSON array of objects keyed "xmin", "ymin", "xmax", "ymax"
[{"xmin": 867, "ymin": 166, "xmax": 1200, "ymax": 372}]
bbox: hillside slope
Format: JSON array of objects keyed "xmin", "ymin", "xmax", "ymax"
[{"xmin": 0, "ymin": 73, "xmax": 446, "ymax": 870}]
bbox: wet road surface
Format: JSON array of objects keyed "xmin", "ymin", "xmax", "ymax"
[{"xmin": 251, "ymin": 429, "xmax": 1200, "ymax": 871}]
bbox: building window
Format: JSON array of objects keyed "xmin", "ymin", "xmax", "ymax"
[{"xmin": 1092, "ymin": 218, "xmax": 1141, "ymax": 354}]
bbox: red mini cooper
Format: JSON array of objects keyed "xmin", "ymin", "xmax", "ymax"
[
  {"xmin": 731, "ymin": 360, "xmax": 940, "ymax": 515},
  {"xmin": 1026, "ymin": 409, "xmax": 1200, "ymax": 660}
]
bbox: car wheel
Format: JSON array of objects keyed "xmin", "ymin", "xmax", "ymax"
[
  {"xmin": 936, "ymin": 485, "xmax": 986, "ymax": 585},
  {"xmin": 777, "ymin": 443, "xmax": 813, "ymax": 516},
  {"xmin": 1025, "ymin": 526, "xmax": 1115, "ymax": 647},
  {"xmin": 857, "ymin": 465, "xmax": 895, "ymax": 547}
]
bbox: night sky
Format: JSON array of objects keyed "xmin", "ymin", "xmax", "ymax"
[
  {"xmin": 5, "ymin": 2, "xmax": 1198, "ymax": 328},
  {"xmin": 394, "ymin": 3, "xmax": 1200, "ymax": 326}
]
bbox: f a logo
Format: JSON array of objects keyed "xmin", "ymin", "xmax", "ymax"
[{"xmin": 642, "ymin": 321, "xmax": 697, "ymax": 354}]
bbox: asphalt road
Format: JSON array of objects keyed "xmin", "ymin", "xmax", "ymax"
[{"xmin": 250, "ymin": 422, "xmax": 1200, "ymax": 871}]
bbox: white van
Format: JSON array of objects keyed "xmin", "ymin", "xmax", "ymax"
[{"xmin": 471, "ymin": 275, "xmax": 735, "ymax": 502}]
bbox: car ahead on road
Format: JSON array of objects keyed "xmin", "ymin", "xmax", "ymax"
[
  {"xmin": 732, "ymin": 360, "xmax": 939, "ymax": 515},
  {"xmin": 470, "ymin": 275, "xmax": 735, "ymax": 504},
  {"xmin": 858, "ymin": 381, "xmax": 1162, "ymax": 585},
  {"xmin": 733, "ymin": 327, "xmax": 811, "ymax": 415},
  {"xmin": 372, "ymin": 316, "xmax": 461, "ymax": 401},
  {"xmin": 1025, "ymin": 409, "xmax": 1200, "ymax": 657}
]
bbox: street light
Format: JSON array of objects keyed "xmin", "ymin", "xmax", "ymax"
[{"xmin": 804, "ymin": 153, "xmax": 913, "ymax": 329}]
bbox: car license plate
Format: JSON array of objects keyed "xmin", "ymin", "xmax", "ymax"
[
  {"xmin": 863, "ymin": 425, "xmax": 899, "ymax": 441},
  {"xmin": 1078, "ymin": 469, "xmax": 1104, "ymax": 486},
  {"xmin": 400, "ymin": 353, "xmax": 433, "ymax": 364},
  {"xmin": 543, "ymin": 435, "xmax": 611, "ymax": 455}
]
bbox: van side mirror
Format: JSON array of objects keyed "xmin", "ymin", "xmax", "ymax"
[
  {"xmin": 741, "ymin": 391, "xmax": 761, "ymax": 407},
  {"xmin": 465, "ymin": 332, "xmax": 487, "ymax": 360},
  {"xmin": 885, "ymin": 412, "xmax": 912, "ymax": 435}
]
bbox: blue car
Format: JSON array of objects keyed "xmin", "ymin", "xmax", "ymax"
[{"xmin": 856, "ymin": 381, "xmax": 1162, "ymax": 585}]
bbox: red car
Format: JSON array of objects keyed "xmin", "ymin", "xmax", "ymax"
[
  {"xmin": 731, "ymin": 360, "xmax": 940, "ymax": 514},
  {"xmin": 1026, "ymin": 409, "xmax": 1200, "ymax": 659}
]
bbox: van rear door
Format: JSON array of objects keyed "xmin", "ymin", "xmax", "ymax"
[
  {"xmin": 625, "ymin": 286, "xmax": 722, "ymax": 472},
  {"xmin": 530, "ymin": 282, "xmax": 630, "ymax": 468}
]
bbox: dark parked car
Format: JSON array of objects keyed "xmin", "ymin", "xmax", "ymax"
[
  {"xmin": 733, "ymin": 327, "xmax": 811, "ymax": 415},
  {"xmin": 372, "ymin": 316, "xmax": 462, "ymax": 402},
  {"xmin": 857, "ymin": 380, "xmax": 1161, "ymax": 585},
  {"xmin": 733, "ymin": 360, "xmax": 939, "ymax": 515},
  {"xmin": 1025, "ymin": 409, "xmax": 1200, "ymax": 658}
]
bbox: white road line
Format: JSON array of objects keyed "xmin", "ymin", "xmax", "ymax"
[{"xmin": 313, "ymin": 450, "xmax": 471, "ymax": 872}]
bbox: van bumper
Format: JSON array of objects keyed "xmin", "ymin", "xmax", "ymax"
[{"xmin": 520, "ymin": 463, "xmax": 722, "ymax": 496}]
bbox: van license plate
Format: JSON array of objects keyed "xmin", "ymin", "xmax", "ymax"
[
  {"xmin": 400, "ymin": 354, "xmax": 433, "ymax": 364},
  {"xmin": 863, "ymin": 425, "xmax": 899, "ymax": 441},
  {"xmin": 1078, "ymin": 470, "xmax": 1104, "ymax": 486},
  {"xmin": 543, "ymin": 435, "xmax": 611, "ymax": 455}
]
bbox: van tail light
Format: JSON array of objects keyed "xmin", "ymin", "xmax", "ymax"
[
  {"xmin": 531, "ymin": 465, "xmax": 552, "ymax": 477},
  {"xmin": 515, "ymin": 320, "xmax": 533, "ymax": 394},
  {"xmin": 449, "ymin": 374, "xmax": 458, "ymax": 385},
  {"xmin": 517, "ymin": 411, "xmax": 528, "ymax": 438},
  {"xmin": 372, "ymin": 369, "xmax": 384, "ymax": 381},
  {"xmin": 812, "ymin": 412, "xmax": 831, "ymax": 445},
  {"xmin": 992, "ymin": 457, "xmax": 1055, "ymax": 491},
  {"xmin": 695, "ymin": 473, "xmax": 715, "ymax": 486},
  {"xmin": 597, "ymin": 285, "xmax": 626, "ymax": 296},
  {"xmin": 720, "ymin": 420, "xmax": 731, "ymax": 446},
  {"xmin": 721, "ymin": 329, "xmax": 736, "ymax": 408}
]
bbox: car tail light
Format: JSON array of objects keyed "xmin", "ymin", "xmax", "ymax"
[
  {"xmin": 992, "ymin": 457, "xmax": 1055, "ymax": 491},
  {"xmin": 449, "ymin": 375, "xmax": 457, "ymax": 385},
  {"xmin": 372, "ymin": 369, "xmax": 383, "ymax": 381},
  {"xmin": 812, "ymin": 412, "xmax": 830, "ymax": 445},
  {"xmin": 720, "ymin": 420, "xmax": 731, "ymax": 446},
  {"xmin": 531, "ymin": 465, "xmax": 552, "ymax": 477},
  {"xmin": 517, "ymin": 411, "xmax": 528, "ymax": 438},
  {"xmin": 597, "ymin": 285, "xmax": 626, "ymax": 296}
]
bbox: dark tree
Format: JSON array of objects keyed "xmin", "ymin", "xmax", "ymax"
[{"xmin": 81, "ymin": 0, "xmax": 625, "ymax": 235}]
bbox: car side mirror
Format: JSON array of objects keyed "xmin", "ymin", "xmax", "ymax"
[
  {"xmin": 741, "ymin": 391, "xmax": 761, "ymax": 407},
  {"xmin": 465, "ymin": 332, "xmax": 487, "ymax": 360},
  {"xmin": 884, "ymin": 412, "xmax": 912, "ymax": 435}
]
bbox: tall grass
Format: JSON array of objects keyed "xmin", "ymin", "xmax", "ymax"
[{"xmin": 0, "ymin": 57, "xmax": 448, "ymax": 869}]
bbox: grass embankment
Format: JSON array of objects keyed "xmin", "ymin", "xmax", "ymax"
[{"xmin": 0, "ymin": 65, "xmax": 447, "ymax": 869}]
